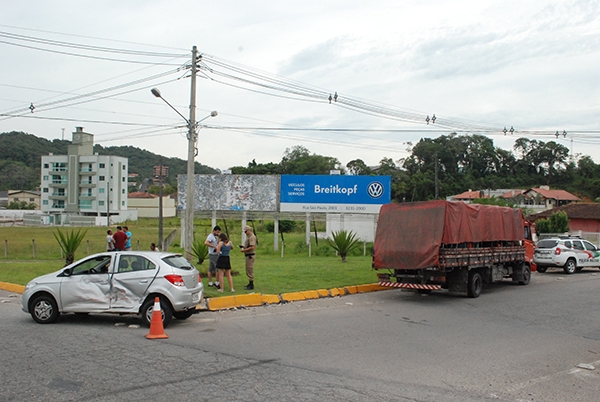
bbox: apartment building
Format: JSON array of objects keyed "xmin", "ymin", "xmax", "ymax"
[{"xmin": 40, "ymin": 127, "xmax": 136, "ymax": 224}]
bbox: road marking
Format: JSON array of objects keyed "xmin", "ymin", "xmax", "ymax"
[{"xmin": 503, "ymin": 359, "xmax": 600, "ymax": 393}]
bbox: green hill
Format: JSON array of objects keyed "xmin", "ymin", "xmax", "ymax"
[{"xmin": 0, "ymin": 131, "xmax": 219, "ymax": 191}]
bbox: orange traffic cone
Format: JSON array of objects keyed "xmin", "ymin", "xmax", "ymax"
[{"xmin": 145, "ymin": 297, "xmax": 168, "ymax": 339}]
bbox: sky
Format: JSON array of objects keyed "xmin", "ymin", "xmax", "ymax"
[{"xmin": 1, "ymin": 0, "xmax": 599, "ymax": 173}]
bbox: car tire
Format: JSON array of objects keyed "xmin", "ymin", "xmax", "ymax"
[
  {"xmin": 29, "ymin": 294, "xmax": 60, "ymax": 324},
  {"xmin": 563, "ymin": 259, "xmax": 576, "ymax": 275},
  {"xmin": 518, "ymin": 264, "xmax": 531, "ymax": 285},
  {"xmin": 536, "ymin": 266, "xmax": 548, "ymax": 273},
  {"xmin": 467, "ymin": 271, "xmax": 483, "ymax": 298},
  {"xmin": 173, "ymin": 310, "xmax": 195, "ymax": 320},
  {"xmin": 141, "ymin": 297, "xmax": 173, "ymax": 328}
]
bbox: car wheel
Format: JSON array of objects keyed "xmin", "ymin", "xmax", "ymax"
[
  {"xmin": 141, "ymin": 297, "xmax": 173, "ymax": 328},
  {"xmin": 173, "ymin": 310, "xmax": 195, "ymax": 320},
  {"xmin": 536, "ymin": 266, "xmax": 548, "ymax": 273},
  {"xmin": 563, "ymin": 259, "xmax": 576, "ymax": 275},
  {"xmin": 29, "ymin": 294, "xmax": 59, "ymax": 324},
  {"xmin": 467, "ymin": 271, "xmax": 483, "ymax": 298},
  {"xmin": 518, "ymin": 264, "xmax": 531, "ymax": 285}
]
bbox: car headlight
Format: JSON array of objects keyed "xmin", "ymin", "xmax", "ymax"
[{"xmin": 25, "ymin": 281, "xmax": 38, "ymax": 291}]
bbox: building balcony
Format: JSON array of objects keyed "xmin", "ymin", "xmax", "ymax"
[
  {"xmin": 48, "ymin": 181, "xmax": 68, "ymax": 188},
  {"xmin": 79, "ymin": 195, "xmax": 96, "ymax": 200},
  {"xmin": 79, "ymin": 169, "xmax": 97, "ymax": 176},
  {"xmin": 49, "ymin": 168, "xmax": 68, "ymax": 174},
  {"xmin": 79, "ymin": 182, "xmax": 96, "ymax": 188},
  {"xmin": 49, "ymin": 194, "xmax": 67, "ymax": 200}
]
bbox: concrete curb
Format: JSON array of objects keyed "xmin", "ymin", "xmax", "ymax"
[
  {"xmin": 0, "ymin": 281, "xmax": 391, "ymax": 311},
  {"xmin": 205, "ymin": 283, "xmax": 391, "ymax": 311},
  {"xmin": 0, "ymin": 282, "xmax": 25, "ymax": 294}
]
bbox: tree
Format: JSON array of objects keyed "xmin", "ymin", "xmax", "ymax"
[
  {"xmin": 346, "ymin": 159, "xmax": 372, "ymax": 175},
  {"xmin": 7, "ymin": 200, "xmax": 36, "ymax": 210},
  {"xmin": 280, "ymin": 146, "xmax": 341, "ymax": 174},
  {"xmin": 535, "ymin": 211, "xmax": 569, "ymax": 234}
]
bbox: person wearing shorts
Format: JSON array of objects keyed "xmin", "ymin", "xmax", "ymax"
[
  {"xmin": 216, "ymin": 233, "xmax": 234, "ymax": 293},
  {"xmin": 204, "ymin": 226, "xmax": 221, "ymax": 288}
]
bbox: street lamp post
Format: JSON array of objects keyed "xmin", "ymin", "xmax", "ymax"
[{"xmin": 151, "ymin": 46, "xmax": 217, "ymax": 259}]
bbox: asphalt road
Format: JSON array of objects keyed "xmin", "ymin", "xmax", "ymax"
[{"xmin": 2, "ymin": 270, "xmax": 600, "ymax": 401}]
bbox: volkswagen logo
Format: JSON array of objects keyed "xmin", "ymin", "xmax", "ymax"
[{"xmin": 367, "ymin": 182, "xmax": 384, "ymax": 198}]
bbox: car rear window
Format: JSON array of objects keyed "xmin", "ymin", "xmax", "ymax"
[
  {"xmin": 162, "ymin": 255, "xmax": 195, "ymax": 270},
  {"xmin": 537, "ymin": 239, "xmax": 558, "ymax": 249}
]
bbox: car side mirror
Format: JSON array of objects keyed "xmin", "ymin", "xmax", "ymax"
[{"xmin": 61, "ymin": 268, "xmax": 72, "ymax": 277}]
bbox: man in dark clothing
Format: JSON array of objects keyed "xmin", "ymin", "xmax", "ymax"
[{"xmin": 112, "ymin": 226, "xmax": 128, "ymax": 251}]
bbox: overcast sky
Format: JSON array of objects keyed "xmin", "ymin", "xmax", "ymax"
[{"xmin": 1, "ymin": 1, "xmax": 599, "ymax": 172}]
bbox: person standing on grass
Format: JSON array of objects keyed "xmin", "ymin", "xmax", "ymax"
[
  {"xmin": 106, "ymin": 230, "xmax": 115, "ymax": 251},
  {"xmin": 240, "ymin": 225, "xmax": 257, "ymax": 290},
  {"xmin": 204, "ymin": 226, "xmax": 221, "ymax": 288},
  {"xmin": 112, "ymin": 226, "xmax": 127, "ymax": 251},
  {"xmin": 124, "ymin": 226, "xmax": 132, "ymax": 251},
  {"xmin": 215, "ymin": 233, "xmax": 234, "ymax": 293}
]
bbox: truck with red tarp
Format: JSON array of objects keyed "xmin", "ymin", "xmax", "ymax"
[{"xmin": 372, "ymin": 200, "xmax": 536, "ymax": 298}]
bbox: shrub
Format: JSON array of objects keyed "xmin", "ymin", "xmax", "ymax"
[{"xmin": 326, "ymin": 230, "xmax": 361, "ymax": 262}]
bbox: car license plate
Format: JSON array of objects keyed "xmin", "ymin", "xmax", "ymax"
[{"xmin": 192, "ymin": 292, "xmax": 200, "ymax": 302}]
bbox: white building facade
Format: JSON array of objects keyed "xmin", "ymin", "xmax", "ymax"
[{"xmin": 40, "ymin": 127, "xmax": 136, "ymax": 224}]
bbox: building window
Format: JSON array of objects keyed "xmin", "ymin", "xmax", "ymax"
[
  {"xmin": 122, "ymin": 189, "xmax": 125, "ymax": 194},
  {"xmin": 43, "ymin": 200, "xmax": 48, "ymax": 205},
  {"xmin": 99, "ymin": 188, "xmax": 105, "ymax": 194},
  {"xmin": 99, "ymin": 176, "xmax": 105, "ymax": 181},
  {"xmin": 122, "ymin": 201, "xmax": 125, "ymax": 206},
  {"xmin": 122, "ymin": 165, "xmax": 126, "ymax": 170},
  {"xmin": 43, "ymin": 176, "xmax": 49, "ymax": 181},
  {"xmin": 29, "ymin": 198, "xmax": 34, "ymax": 202},
  {"xmin": 98, "ymin": 201, "xmax": 104, "ymax": 206},
  {"xmin": 43, "ymin": 188, "xmax": 48, "ymax": 193},
  {"xmin": 99, "ymin": 163, "xmax": 105, "ymax": 168},
  {"xmin": 122, "ymin": 177, "xmax": 125, "ymax": 182},
  {"xmin": 43, "ymin": 163, "xmax": 49, "ymax": 168}
]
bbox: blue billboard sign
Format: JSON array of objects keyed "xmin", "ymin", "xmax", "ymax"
[{"xmin": 280, "ymin": 175, "xmax": 391, "ymax": 213}]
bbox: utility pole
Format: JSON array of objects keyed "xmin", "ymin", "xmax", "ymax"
[
  {"xmin": 158, "ymin": 156, "xmax": 164, "ymax": 251},
  {"xmin": 183, "ymin": 46, "xmax": 198, "ymax": 260}
]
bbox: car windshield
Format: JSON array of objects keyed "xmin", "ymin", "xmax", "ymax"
[
  {"xmin": 537, "ymin": 239, "xmax": 558, "ymax": 249},
  {"xmin": 162, "ymin": 255, "xmax": 194, "ymax": 270}
]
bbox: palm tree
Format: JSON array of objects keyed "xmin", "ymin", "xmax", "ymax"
[
  {"xmin": 326, "ymin": 230, "xmax": 361, "ymax": 262},
  {"xmin": 53, "ymin": 228, "xmax": 87, "ymax": 266}
]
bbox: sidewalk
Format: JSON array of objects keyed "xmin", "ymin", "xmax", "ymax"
[{"xmin": 0, "ymin": 281, "xmax": 390, "ymax": 311}]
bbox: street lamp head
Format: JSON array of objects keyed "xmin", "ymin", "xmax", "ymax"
[
  {"xmin": 210, "ymin": 110, "xmax": 218, "ymax": 117},
  {"xmin": 151, "ymin": 88, "xmax": 161, "ymax": 98}
]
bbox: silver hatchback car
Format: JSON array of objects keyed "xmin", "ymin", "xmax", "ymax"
[{"xmin": 22, "ymin": 251, "xmax": 203, "ymax": 327}]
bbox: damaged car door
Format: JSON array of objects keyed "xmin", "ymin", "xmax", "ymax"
[
  {"xmin": 59, "ymin": 254, "xmax": 113, "ymax": 312},
  {"xmin": 110, "ymin": 254, "xmax": 159, "ymax": 310}
]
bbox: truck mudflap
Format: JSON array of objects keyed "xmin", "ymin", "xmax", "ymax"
[{"xmin": 378, "ymin": 281, "xmax": 442, "ymax": 291}]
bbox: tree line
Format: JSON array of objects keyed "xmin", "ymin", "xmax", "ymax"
[
  {"xmin": 2, "ymin": 131, "xmax": 599, "ymax": 203},
  {"xmin": 230, "ymin": 134, "xmax": 600, "ymax": 203}
]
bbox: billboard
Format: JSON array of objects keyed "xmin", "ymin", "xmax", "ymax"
[
  {"xmin": 280, "ymin": 175, "xmax": 391, "ymax": 214},
  {"xmin": 178, "ymin": 175, "xmax": 278, "ymax": 211}
]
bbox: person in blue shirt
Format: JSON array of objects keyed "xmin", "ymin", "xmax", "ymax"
[
  {"xmin": 124, "ymin": 226, "xmax": 132, "ymax": 251},
  {"xmin": 216, "ymin": 233, "xmax": 234, "ymax": 293}
]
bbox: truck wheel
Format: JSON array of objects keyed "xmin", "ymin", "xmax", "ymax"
[
  {"xmin": 467, "ymin": 271, "xmax": 482, "ymax": 298},
  {"xmin": 536, "ymin": 266, "xmax": 548, "ymax": 273},
  {"xmin": 563, "ymin": 259, "xmax": 576, "ymax": 275},
  {"xmin": 518, "ymin": 265, "xmax": 531, "ymax": 285}
]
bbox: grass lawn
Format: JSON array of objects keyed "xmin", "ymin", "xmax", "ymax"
[{"xmin": 0, "ymin": 220, "xmax": 378, "ymax": 296}]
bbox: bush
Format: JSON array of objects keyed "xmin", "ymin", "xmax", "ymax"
[{"xmin": 265, "ymin": 220, "xmax": 297, "ymax": 233}]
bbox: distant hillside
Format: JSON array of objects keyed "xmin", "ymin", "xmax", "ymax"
[{"xmin": 0, "ymin": 131, "xmax": 219, "ymax": 191}]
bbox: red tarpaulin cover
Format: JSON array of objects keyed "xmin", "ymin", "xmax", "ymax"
[{"xmin": 373, "ymin": 200, "xmax": 525, "ymax": 270}]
